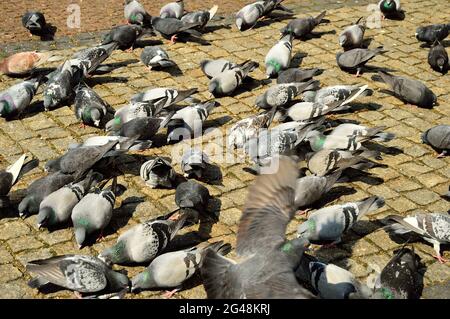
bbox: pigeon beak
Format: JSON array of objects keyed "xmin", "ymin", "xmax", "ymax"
[
  {"xmin": 37, "ymin": 223, "xmax": 42, "ymax": 230},
  {"xmin": 94, "ymin": 120, "xmax": 100, "ymax": 127},
  {"xmin": 78, "ymin": 244, "xmax": 83, "ymax": 250}
]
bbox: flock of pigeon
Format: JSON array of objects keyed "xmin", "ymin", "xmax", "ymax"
[{"xmin": 0, "ymin": 0, "xmax": 449, "ymax": 299}]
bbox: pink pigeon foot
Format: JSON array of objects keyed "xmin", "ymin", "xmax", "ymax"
[
  {"xmin": 163, "ymin": 288, "xmax": 180, "ymax": 299},
  {"xmin": 170, "ymin": 35, "xmax": 178, "ymax": 44},
  {"xmin": 433, "ymin": 254, "xmax": 448, "ymax": 264},
  {"xmin": 437, "ymin": 152, "xmax": 446, "ymax": 158},
  {"xmin": 74, "ymin": 291, "xmax": 83, "ymax": 299}
]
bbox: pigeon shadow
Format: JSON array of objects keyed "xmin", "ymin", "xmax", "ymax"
[
  {"xmin": 252, "ymin": 13, "xmax": 295, "ymax": 30},
  {"xmin": 158, "ymin": 64, "xmax": 183, "ymax": 77},
  {"xmin": 298, "ymin": 30, "xmax": 337, "ymax": 41},
  {"xmin": 342, "ymin": 168, "xmax": 385, "ymax": 186},
  {"xmin": 203, "ymin": 115, "xmax": 233, "ymax": 130},
  {"xmin": 134, "ymin": 39, "xmax": 164, "ymax": 48},
  {"xmin": 363, "ymin": 141, "xmax": 404, "ymax": 156},
  {"xmin": 289, "ymin": 52, "xmax": 308, "ymax": 68},
  {"xmin": 361, "ymin": 37, "xmax": 374, "ymax": 49},
  {"xmin": 91, "ymin": 59, "xmax": 139, "ymax": 75},
  {"xmin": 13, "ymin": 100, "xmax": 46, "ymax": 120},
  {"xmin": 338, "ymin": 102, "xmax": 383, "ymax": 113},
  {"xmin": 305, "ymin": 186, "xmax": 357, "ymax": 210},
  {"xmin": 38, "ymin": 24, "xmax": 57, "ymax": 42},
  {"xmin": 103, "ymin": 196, "xmax": 144, "ymax": 237},
  {"xmin": 363, "ymin": 65, "xmax": 397, "ymax": 74},
  {"xmin": 203, "ymin": 24, "xmax": 232, "ymax": 34},
  {"xmin": 87, "ymin": 76, "xmax": 129, "ymax": 87},
  {"xmin": 227, "ymin": 78, "xmax": 267, "ymax": 97},
  {"xmin": 384, "ymin": 11, "xmax": 406, "ymax": 21}
]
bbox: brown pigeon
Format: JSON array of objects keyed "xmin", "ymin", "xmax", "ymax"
[{"xmin": 0, "ymin": 51, "xmax": 56, "ymax": 76}]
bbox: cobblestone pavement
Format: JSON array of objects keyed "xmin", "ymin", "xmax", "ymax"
[{"xmin": 0, "ymin": 0, "xmax": 449, "ymax": 299}]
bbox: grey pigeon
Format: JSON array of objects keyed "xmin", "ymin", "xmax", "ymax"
[
  {"xmin": 383, "ymin": 212, "xmax": 450, "ymax": 263},
  {"xmin": 140, "ymin": 157, "xmax": 176, "ymax": 188},
  {"xmin": 304, "ymin": 130, "xmax": 373, "ymax": 152},
  {"xmin": 27, "ymin": 255, "xmax": 129, "ymax": 296},
  {"xmin": 105, "ymin": 102, "xmax": 158, "ymax": 133},
  {"xmin": 421, "ymin": 124, "xmax": 450, "ymax": 157},
  {"xmin": 101, "ymin": 25, "xmax": 144, "ymax": 51},
  {"xmin": 175, "ymin": 179, "xmax": 211, "ymax": 224},
  {"xmin": 265, "ymin": 33, "xmax": 293, "ymax": 78},
  {"xmin": 336, "ymin": 47, "xmax": 386, "ymax": 76},
  {"xmin": 309, "ymin": 261, "xmax": 371, "ymax": 299},
  {"xmin": 140, "ymin": 46, "xmax": 176, "ymax": 70},
  {"xmin": 329, "ymin": 124, "xmax": 395, "ymax": 142},
  {"xmin": 235, "ymin": 1, "xmax": 271, "ymax": 31},
  {"xmin": 415, "ymin": 23, "xmax": 450, "ymax": 44},
  {"xmin": 181, "ymin": 148, "xmax": 210, "ymax": 179},
  {"xmin": 71, "ymin": 43, "xmax": 118, "ymax": 75},
  {"xmin": 160, "ymin": 0, "xmax": 184, "ymax": 19},
  {"xmin": 0, "ymin": 154, "xmax": 38, "ymax": 207},
  {"xmin": 378, "ymin": 0, "xmax": 402, "ymax": 19},
  {"xmin": 0, "ymin": 76, "xmax": 43, "ymax": 118},
  {"xmin": 37, "ymin": 172, "xmax": 103, "ymax": 229},
  {"xmin": 71, "ymin": 178, "xmax": 119, "ymax": 248},
  {"xmin": 280, "ymin": 11, "xmax": 326, "ymax": 38},
  {"xmin": 22, "ymin": 11, "xmax": 46, "ymax": 35},
  {"xmin": 209, "ymin": 60, "xmax": 259, "ymax": 96},
  {"xmin": 428, "ymin": 41, "xmax": 449, "ymax": 74},
  {"xmin": 201, "ymin": 156, "xmax": 315, "ymax": 299},
  {"xmin": 151, "ymin": 16, "xmax": 203, "ymax": 43},
  {"xmin": 277, "ymin": 68, "xmax": 322, "ymax": 84},
  {"xmin": 294, "ymin": 170, "xmax": 342, "ymax": 208},
  {"xmin": 131, "ymin": 87, "xmax": 198, "ymax": 109},
  {"xmin": 371, "ymin": 71, "xmax": 437, "ymax": 108},
  {"xmin": 112, "ymin": 112, "xmax": 175, "ymax": 140},
  {"xmin": 228, "ymin": 110, "xmax": 275, "ymax": 149},
  {"xmin": 181, "ymin": 5, "xmax": 219, "ymax": 29},
  {"xmin": 124, "ymin": 0, "xmax": 152, "ymax": 27},
  {"xmin": 18, "ymin": 172, "xmax": 75, "ymax": 218},
  {"xmin": 297, "ymin": 196, "xmax": 385, "ymax": 244},
  {"xmin": 255, "ymin": 79, "xmax": 320, "ymax": 110},
  {"xmin": 339, "ymin": 17, "xmax": 365, "ymax": 50},
  {"xmin": 200, "ymin": 59, "xmax": 240, "ymax": 78},
  {"xmin": 131, "ymin": 241, "xmax": 231, "ymax": 297},
  {"xmin": 167, "ymin": 100, "xmax": 216, "ymax": 142},
  {"xmin": 74, "ymin": 82, "xmax": 109, "ymax": 127},
  {"xmin": 69, "ymin": 135, "xmax": 152, "ymax": 152},
  {"xmin": 98, "ymin": 212, "xmax": 187, "ymax": 264}
]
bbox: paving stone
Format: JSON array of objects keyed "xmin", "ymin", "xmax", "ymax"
[
  {"xmin": 404, "ymin": 189, "xmax": 441, "ymax": 206},
  {"xmin": 0, "ymin": 264, "xmax": 23, "ymax": 284}
]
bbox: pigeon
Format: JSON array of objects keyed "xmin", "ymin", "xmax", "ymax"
[
  {"xmin": 304, "ymin": 130, "xmax": 373, "ymax": 152},
  {"xmin": 74, "ymin": 82, "xmax": 109, "ymax": 127},
  {"xmin": 370, "ymin": 247, "xmax": 422, "ymax": 299},
  {"xmin": 0, "ymin": 51, "xmax": 58, "ymax": 76},
  {"xmin": 151, "ymin": 16, "xmax": 203, "ymax": 43},
  {"xmin": 131, "ymin": 241, "xmax": 231, "ymax": 296},
  {"xmin": 71, "ymin": 43, "xmax": 118, "ymax": 75},
  {"xmin": 180, "ymin": 5, "xmax": 219, "ymax": 29},
  {"xmin": 383, "ymin": 212, "xmax": 450, "ymax": 263},
  {"xmin": 297, "ymin": 196, "xmax": 385, "ymax": 244},
  {"xmin": 181, "ymin": 148, "xmax": 210, "ymax": 179},
  {"xmin": 265, "ymin": 33, "xmax": 294, "ymax": 78},
  {"xmin": 428, "ymin": 41, "xmax": 449, "ymax": 74},
  {"xmin": 0, "ymin": 154, "xmax": 38, "ymax": 207},
  {"xmin": 0, "ymin": 76, "xmax": 43, "ymax": 118},
  {"xmin": 22, "ymin": 11, "xmax": 46, "ymax": 36},
  {"xmin": 235, "ymin": 1, "xmax": 271, "ymax": 31},
  {"xmin": 27, "ymin": 255, "xmax": 129, "ymax": 296},
  {"xmin": 200, "ymin": 59, "xmax": 246, "ymax": 78},
  {"xmin": 263, "ymin": 0, "xmax": 293, "ymax": 15},
  {"xmin": 306, "ymin": 149, "xmax": 381, "ymax": 176},
  {"xmin": 98, "ymin": 212, "xmax": 187, "ymax": 265},
  {"xmin": 140, "ymin": 157, "xmax": 176, "ymax": 188},
  {"xmin": 378, "ymin": 0, "xmax": 402, "ymax": 19},
  {"xmin": 37, "ymin": 172, "xmax": 103, "ymax": 229},
  {"xmin": 276, "ymin": 68, "xmax": 322, "ymax": 84},
  {"xmin": 124, "ymin": 0, "xmax": 152, "ymax": 26},
  {"xmin": 69, "ymin": 135, "xmax": 152, "ymax": 152},
  {"xmin": 339, "ymin": 17, "xmax": 366, "ymax": 50},
  {"xmin": 167, "ymin": 100, "xmax": 216, "ymax": 142},
  {"xmin": 329, "ymin": 124, "xmax": 395, "ymax": 142},
  {"xmin": 160, "ymin": 0, "xmax": 184, "ymax": 19},
  {"xmin": 18, "ymin": 172, "xmax": 76, "ymax": 218},
  {"xmin": 336, "ymin": 47, "xmax": 386, "ymax": 76},
  {"xmin": 421, "ymin": 125, "xmax": 450, "ymax": 157},
  {"xmin": 131, "ymin": 87, "xmax": 198, "ymax": 110},
  {"xmin": 371, "ymin": 71, "xmax": 437, "ymax": 108},
  {"xmin": 415, "ymin": 23, "xmax": 450, "ymax": 44},
  {"xmin": 255, "ymin": 79, "xmax": 320, "ymax": 110},
  {"xmin": 111, "ymin": 112, "xmax": 175, "ymax": 140},
  {"xmin": 175, "ymin": 180, "xmax": 211, "ymax": 224},
  {"xmin": 105, "ymin": 102, "xmax": 158, "ymax": 133},
  {"xmin": 294, "ymin": 170, "xmax": 342, "ymax": 208},
  {"xmin": 71, "ymin": 178, "xmax": 119, "ymax": 248},
  {"xmin": 309, "ymin": 261, "xmax": 371, "ymax": 299},
  {"xmin": 208, "ymin": 60, "xmax": 259, "ymax": 96},
  {"xmin": 101, "ymin": 25, "xmax": 144, "ymax": 51},
  {"xmin": 201, "ymin": 156, "xmax": 315, "ymax": 299},
  {"xmin": 280, "ymin": 11, "xmax": 326, "ymax": 38},
  {"xmin": 140, "ymin": 46, "xmax": 176, "ymax": 70}
]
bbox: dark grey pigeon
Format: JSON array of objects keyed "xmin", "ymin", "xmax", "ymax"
[
  {"xmin": 181, "ymin": 5, "xmax": 219, "ymax": 29},
  {"xmin": 0, "ymin": 76, "xmax": 43, "ymax": 118},
  {"xmin": 276, "ymin": 68, "xmax": 322, "ymax": 84},
  {"xmin": 428, "ymin": 41, "xmax": 449, "ymax": 74},
  {"xmin": 339, "ymin": 17, "xmax": 365, "ymax": 50},
  {"xmin": 18, "ymin": 172, "xmax": 75, "ymax": 218},
  {"xmin": 22, "ymin": 11, "xmax": 46, "ymax": 35},
  {"xmin": 209, "ymin": 60, "xmax": 259, "ymax": 96},
  {"xmin": 294, "ymin": 170, "xmax": 342, "ymax": 208},
  {"xmin": 421, "ymin": 125, "xmax": 450, "ymax": 157},
  {"xmin": 336, "ymin": 47, "xmax": 386, "ymax": 76},
  {"xmin": 151, "ymin": 16, "xmax": 203, "ymax": 43},
  {"xmin": 140, "ymin": 46, "xmax": 176, "ymax": 69},
  {"xmin": 372, "ymin": 71, "xmax": 437, "ymax": 108},
  {"xmin": 72, "ymin": 43, "xmax": 118, "ymax": 75},
  {"xmin": 280, "ymin": 11, "xmax": 326, "ymax": 38},
  {"xmin": 201, "ymin": 156, "xmax": 315, "ymax": 299},
  {"xmin": 124, "ymin": 0, "xmax": 152, "ymax": 27},
  {"xmin": 175, "ymin": 180, "xmax": 210, "ymax": 224},
  {"xmin": 112, "ymin": 111, "xmax": 175, "ymax": 140},
  {"xmin": 378, "ymin": 0, "xmax": 402, "ymax": 19},
  {"xmin": 383, "ymin": 212, "xmax": 450, "ymax": 263},
  {"xmin": 74, "ymin": 82, "xmax": 109, "ymax": 127},
  {"xmin": 101, "ymin": 25, "xmax": 144, "ymax": 51},
  {"xmin": 416, "ymin": 23, "xmax": 450, "ymax": 44},
  {"xmin": 98, "ymin": 212, "xmax": 187, "ymax": 265},
  {"xmin": 27, "ymin": 255, "xmax": 129, "ymax": 297},
  {"xmin": 140, "ymin": 157, "xmax": 176, "ymax": 188}
]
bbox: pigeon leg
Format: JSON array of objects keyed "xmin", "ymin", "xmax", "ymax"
[
  {"xmin": 355, "ymin": 68, "xmax": 362, "ymax": 77},
  {"xmin": 170, "ymin": 35, "xmax": 178, "ymax": 44},
  {"xmin": 321, "ymin": 238, "xmax": 341, "ymax": 249},
  {"xmin": 433, "ymin": 254, "xmax": 448, "ymax": 264},
  {"xmin": 163, "ymin": 288, "xmax": 180, "ymax": 299},
  {"xmin": 296, "ymin": 209, "xmax": 311, "ymax": 217},
  {"xmin": 125, "ymin": 47, "xmax": 133, "ymax": 53},
  {"xmin": 74, "ymin": 291, "xmax": 83, "ymax": 299},
  {"xmin": 432, "ymin": 242, "xmax": 447, "ymax": 263},
  {"xmin": 147, "ymin": 66, "xmax": 153, "ymax": 71},
  {"xmin": 436, "ymin": 151, "xmax": 446, "ymax": 158},
  {"xmin": 97, "ymin": 230, "xmax": 105, "ymax": 242},
  {"xmin": 79, "ymin": 123, "xmax": 86, "ymax": 129}
]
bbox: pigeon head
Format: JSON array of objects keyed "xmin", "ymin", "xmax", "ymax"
[
  {"xmin": 105, "ymin": 117, "xmax": 122, "ymax": 132},
  {"xmin": 18, "ymin": 196, "xmax": 39, "ymax": 218},
  {"xmin": 339, "ymin": 34, "xmax": 348, "ymax": 47},
  {"xmin": 255, "ymin": 94, "xmax": 269, "ymax": 109},
  {"xmin": 415, "ymin": 27, "xmax": 427, "ymax": 42},
  {"xmin": 208, "ymin": 79, "xmax": 221, "ymax": 96},
  {"xmin": 420, "ymin": 129, "xmax": 430, "ymax": 145},
  {"xmin": 380, "ymin": 0, "xmax": 397, "ymax": 13},
  {"xmin": 73, "ymin": 224, "xmax": 88, "ymax": 248},
  {"xmin": 297, "ymin": 219, "xmax": 316, "ymax": 240},
  {"xmin": 281, "ymin": 237, "xmax": 310, "ymax": 257},
  {"xmin": 0, "ymin": 99, "xmax": 14, "ymax": 117},
  {"xmin": 109, "ymin": 269, "xmax": 130, "ymax": 291},
  {"xmin": 140, "ymin": 158, "xmax": 175, "ymax": 188},
  {"xmin": 43, "ymin": 93, "xmax": 58, "ymax": 111},
  {"xmin": 236, "ymin": 17, "xmax": 244, "ymax": 31},
  {"xmin": 265, "ymin": 63, "xmax": 278, "ymax": 79},
  {"xmin": 37, "ymin": 206, "xmax": 56, "ymax": 229},
  {"xmin": 98, "ymin": 240, "xmax": 128, "ymax": 265},
  {"xmin": 304, "ymin": 130, "xmax": 325, "ymax": 151},
  {"xmin": 124, "ymin": 0, "xmax": 134, "ymax": 4},
  {"xmin": 131, "ymin": 269, "xmax": 157, "ymax": 292},
  {"xmin": 44, "ymin": 158, "xmax": 61, "ymax": 173},
  {"xmin": 90, "ymin": 108, "xmax": 102, "ymax": 127}
]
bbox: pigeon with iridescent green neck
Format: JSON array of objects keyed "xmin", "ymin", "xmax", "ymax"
[
  {"xmin": 74, "ymin": 82, "xmax": 109, "ymax": 127},
  {"xmin": 280, "ymin": 11, "xmax": 326, "ymax": 38},
  {"xmin": 124, "ymin": 0, "xmax": 152, "ymax": 27},
  {"xmin": 0, "ymin": 76, "xmax": 43, "ymax": 118},
  {"xmin": 265, "ymin": 33, "xmax": 293, "ymax": 78},
  {"xmin": 304, "ymin": 130, "xmax": 372, "ymax": 152},
  {"xmin": 378, "ymin": 0, "xmax": 402, "ymax": 19}
]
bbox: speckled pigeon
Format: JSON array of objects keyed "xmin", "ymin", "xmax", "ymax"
[
  {"xmin": 74, "ymin": 82, "xmax": 109, "ymax": 127},
  {"xmin": 329, "ymin": 124, "xmax": 395, "ymax": 142},
  {"xmin": 228, "ymin": 110, "xmax": 275, "ymax": 149},
  {"xmin": 140, "ymin": 156, "xmax": 176, "ymax": 188},
  {"xmin": 140, "ymin": 46, "xmax": 176, "ymax": 70}
]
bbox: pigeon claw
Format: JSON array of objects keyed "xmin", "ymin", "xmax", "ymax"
[
  {"xmin": 296, "ymin": 209, "xmax": 310, "ymax": 217},
  {"xmin": 163, "ymin": 288, "xmax": 180, "ymax": 299},
  {"xmin": 170, "ymin": 35, "xmax": 178, "ymax": 45},
  {"xmin": 74, "ymin": 291, "xmax": 83, "ymax": 299},
  {"xmin": 436, "ymin": 152, "xmax": 446, "ymax": 158},
  {"xmin": 433, "ymin": 254, "xmax": 448, "ymax": 264}
]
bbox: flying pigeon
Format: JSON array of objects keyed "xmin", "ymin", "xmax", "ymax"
[
  {"xmin": 336, "ymin": 46, "xmax": 386, "ymax": 77},
  {"xmin": 280, "ymin": 11, "xmax": 326, "ymax": 38},
  {"xmin": 372, "ymin": 71, "xmax": 437, "ymax": 108},
  {"xmin": 265, "ymin": 33, "xmax": 294, "ymax": 78},
  {"xmin": 101, "ymin": 25, "xmax": 144, "ymax": 51},
  {"xmin": 140, "ymin": 46, "xmax": 176, "ymax": 70},
  {"xmin": 98, "ymin": 212, "xmax": 187, "ymax": 264},
  {"xmin": 428, "ymin": 41, "xmax": 449, "ymax": 74},
  {"xmin": 74, "ymin": 82, "xmax": 109, "ymax": 127},
  {"xmin": 131, "ymin": 241, "xmax": 231, "ymax": 297},
  {"xmin": 0, "ymin": 76, "xmax": 43, "ymax": 118},
  {"xmin": 415, "ymin": 23, "xmax": 450, "ymax": 44},
  {"xmin": 378, "ymin": 0, "xmax": 402, "ymax": 19},
  {"xmin": 181, "ymin": 5, "xmax": 219, "ymax": 29},
  {"xmin": 27, "ymin": 255, "xmax": 129, "ymax": 297},
  {"xmin": 421, "ymin": 124, "xmax": 450, "ymax": 157},
  {"xmin": 0, "ymin": 51, "xmax": 59, "ymax": 76},
  {"xmin": 294, "ymin": 170, "xmax": 342, "ymax": 208},
  {"xmin": 339, "ymin": 17, "xmax": 366, "ymax": 50},
  {"xmin": 22, "ymin": 11, "xmax": 46, "ymax": 36},
  {"xmin": 175, "ymin": 179, "xmax": 211, "ymax": 224},
  {"xmin": 297, "ymin": 196, "xmax": 385, "ymax": 244},
  {"xmin": 160, "ymin": 0, "xmax": 184, "ymax": 19},
  {"xmin": 209, "ymin": 60, "xmax": 259, "ymax": 96},
  {"xmin": 151, "ymin": 16, "xmax": 203, "ymax": 44},
  {"xmin": 276, "ymin": 68, "xmax": 322, "ymax": 84},
  {"xmin": 181, "ymin": 148, "xmax": 210, "ymax": 179},
  {"xmin": 200, "ymin": 59, "xmax": 241, "ymax": 78},
  {"xmin": 140, "ymin": 157, "xmax": 176, "ymax": 188},
  {"xmin": 383, "ymin": 212, "xmax": 450, "ymax": 263},
  {"xmin": 124, "ymin": 0, "xmax": 152, "ymax": 26},
  {"xmin": 329, "ymin": 124, "xmax": 395, "ymax": 142}
]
